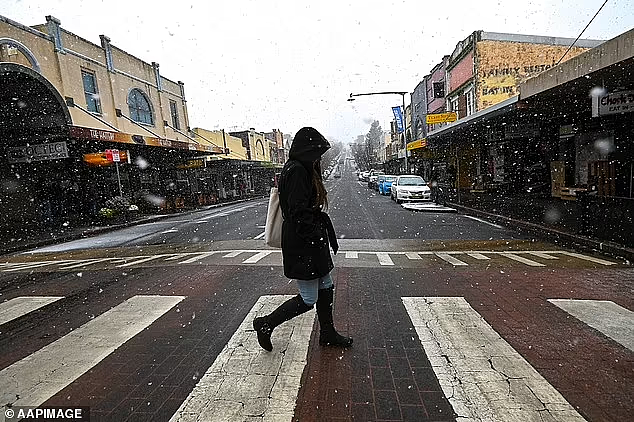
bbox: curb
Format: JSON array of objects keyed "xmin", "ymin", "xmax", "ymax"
[
  {"xmin": 1, "ymin": 197, "xmax": 267, "ymax": 256},
  {"xmin": 449, "ymin": 202, "xmax": 634, "ymax": 263}
]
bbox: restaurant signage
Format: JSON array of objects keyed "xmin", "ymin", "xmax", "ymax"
[
  {"xmin": 407, "ymin": 139, "xmax": 427, "ymax": 151},
  {"xmin": 426, "ymin": 112, "xmax": 457, "ymax": 124},
  {"xmin": 7, "ymin": 141, "xmax": 69, "ymax": 163},
  {"xmin": 69, "ymin": 126, "xmax": 223, "ymax": 154},
  {"xmin": 596, "ymin": 90, "xmax": 634, "ymax": 116}
]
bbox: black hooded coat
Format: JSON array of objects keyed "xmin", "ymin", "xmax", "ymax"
[{"xmin": 278, "ymin": 127, "xmax": 339, "ymax": 280}]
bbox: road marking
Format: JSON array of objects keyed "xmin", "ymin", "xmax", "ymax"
[
  {"xmin": 169, "ymin": 295, "xmax": 315, "ymax": 422},
  {"xmin": 243, "ymin": 251, "xmax": 272, "ymax": 264},
  {"xmin": 179, "ymin": 252, "xmax": 219, "ymax": 264},
  {"xmin": 253, "ymin": 231, "xmax": 266, "ymax": 240},
  {"xmin": 116, "ymin": 255, "xmax": 168, "ymax": 267},
  {"xmin": 498, "ymin": 252, "xmax": 546, "ymax": 267},
  {"xmin": 195, "ymin": 220, "xmax": 209, "ymax": 224},
  {"xmin": 435, "ymin": 253, "xmax": 468, "ymax": 266},
  {"xmin": 2, "ymin": 261, "xmax": 65, "ymax": 272},
  {"xmin": 548, "ymin": 299, "xmax": 634, "ymax": 352},
  {"xmin": 223, "ymin": 251, "xmax": 244, "ymax": 258},
  {"xmin": 559, "ymin": 251, "xmax": 615, "ymax": 266},
  {"xmin": 345, "ymin": 251, "xmax": 358, "ymax": 259},
  {"xmin": 0, "ymin": 296, "xmax": 64, "ymax": 326},
  {"xmin": 0, "ymin": 295, "xmax": 185, "ymax": 410},
  {"xmin": 462, "ymin": 215, "xmax": 504, "ymax": 229},
  {"xmin": 164, "ymin": 253, "xmax": 192, "ymax": 261},
  {"xmin": 466, "ymin": 252, "xmax": 490, "ymax": 260},
  {"xmin": 402, "ymin": 297, "xmax": 586, "ymax": 421},
  {"xmin": 376, "ymin": 252, "xmax": 394, "ymax": 266},
  {"xmin": 527, "ymin": 251, "xmax": 559, "ymax": 260},
  {"xmin": 161, "ymin": 229, "xmax": 179, "ymax": 234},
  {"xmin": 58, "ymin": 258, "xmax": 115, "ymax": 269},
  {"xmin": 405, "ymin": 252, "xmax": 422, "ymax": 260}
]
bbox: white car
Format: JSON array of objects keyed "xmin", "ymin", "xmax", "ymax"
[{"xmin": 391, "ymin": 175, "xmax": 431, "ymax": 203}]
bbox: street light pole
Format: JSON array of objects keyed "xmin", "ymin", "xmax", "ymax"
[{"xmin": 348, "ymin": 91, "xmax": 409, "ymax": 174}]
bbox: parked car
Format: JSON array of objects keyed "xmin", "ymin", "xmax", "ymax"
[
  {"xmin": 368, "ymin": 170, "xmax": 385, "ymax": 189},
  {"xmin": 359, "ymin": 171, "xmax": 370, "ymax": 182},
  {"xmin": 378, "ymin": 175, "xmax": 397, "ymax": 195},
  {"xmin": 391, "ymin": 175, "xmax": 431, "ymax": 203}
]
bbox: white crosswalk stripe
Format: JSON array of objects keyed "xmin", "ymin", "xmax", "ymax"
[
  {"xmin": 0, "ymin": 296, "xmax": 64, "ymax": 325},
  {"xmin": 0, "ymin": 250, "xmax": 619, "ymax": 272},
  {"xmin": 0, "ymin": 295, "xmax": 185, "ymax": 412},
  {"xmin": 170, "ymin": 295, "xmax": 315, "ymax": 422},
  {"xmin": 403, "ymin": 297, "xmax": 587, "ymax": 421},
  {"xmin": 548, "ymin": 299, "xmax": 634, "ymax": 352}
]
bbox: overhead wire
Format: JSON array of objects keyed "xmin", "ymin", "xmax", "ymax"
[{"xmin": 556, "ymin": 0, "xmax": 610, "ymax": 65}]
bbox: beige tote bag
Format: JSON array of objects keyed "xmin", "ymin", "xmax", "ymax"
[{"xmin": 264, "ymin": 187, "xmax": 283, "ymax": 248}]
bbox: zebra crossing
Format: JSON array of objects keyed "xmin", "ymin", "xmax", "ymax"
[
  {"xmin": 0, "ymin": 249, "xmax": 619, "ymax": 273},
  {"xmin": 0, "ymin": 294, "xmax": 630, "ymax": 421}
]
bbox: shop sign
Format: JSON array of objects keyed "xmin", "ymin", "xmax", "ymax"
[
  {"xmin": 83, "ymin": 150, "xmax": 129, "ymax": 166},
  {"xmin": 426, "ymin": 112, "xmax": 457, "ymax": 124},
  {"xmin": 596, "ymin": 90, "xmax": 634, "ymax": 116},
  {"xmin": 407, "ymin": 139, "xmax": 427, "ymax": 151},
  {"xmin": 7, "ymin": 141, "xmax": 69, "ymax": 163},
  {"xmin": 69, "ymin": 126, "xmax": 224, "ymax": 154}
]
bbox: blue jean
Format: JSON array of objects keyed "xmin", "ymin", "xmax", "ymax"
[{"xmin": 296, "ymin": 272, "xmax": 333, "ymax": 306}]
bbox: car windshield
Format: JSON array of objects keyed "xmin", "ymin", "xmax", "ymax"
[
  {"xmin": 399, "ymin": 177, "xmax": 426, "ymax": 186},
  {"xmin": 1, "ymin": 3, "xmax": 632, "ymax": 422}
]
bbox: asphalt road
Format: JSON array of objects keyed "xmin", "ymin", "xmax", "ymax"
[{"xmin": 1, "ymin": 161, "xmax": 632, "ymax": 422}]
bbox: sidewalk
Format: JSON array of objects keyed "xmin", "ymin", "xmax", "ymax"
[
  {"xmin": 0, "ymin": 197, "xmax": 262, "ymax": 256},
  {"xmin": 449, "ymin": 199, "xmax": 634, "ymax": 263}
]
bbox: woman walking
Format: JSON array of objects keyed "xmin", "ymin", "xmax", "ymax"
[{"xmin": 253, "ymin": 127, "xmax": 352, "ymax": 351}]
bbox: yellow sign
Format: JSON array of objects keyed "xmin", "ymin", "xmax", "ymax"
[
  {"xmin": 407, "ymin": 139, "xmax": 427, "ymax": 151},
  {"xmin": 426, "ymin": 112, "xmax": 457, "ymax": 124}
]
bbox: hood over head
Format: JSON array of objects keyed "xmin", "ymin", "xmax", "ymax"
[{"xmin": 288, "ymin": 127, "xmax": 331, "ymax": 163}]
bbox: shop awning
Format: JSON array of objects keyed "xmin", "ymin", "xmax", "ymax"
[{"xmin": 69, "ymin": 126, "xmax": 225, "ymax": 154}]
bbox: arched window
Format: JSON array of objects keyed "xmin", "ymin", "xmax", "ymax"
[{"xmin": 128, "ymin": 88, "xmax": 153, "ymax": 125}]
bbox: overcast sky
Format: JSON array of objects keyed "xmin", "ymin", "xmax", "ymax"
[{"xmin": 4, "ymin": 0, "xmax": 633, "ymax": 143}]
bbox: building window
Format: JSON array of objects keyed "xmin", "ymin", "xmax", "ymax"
[
  {"xmin": 82, "ymin": 70, "xmax": 101, "ymax": 113},
  {"xmin": 465, "ymin": 89, "xmax": 475, "ymax": 116},
  {"xmin": 450, "ymin": 97, "xmax": 459, "ymax": 114},
  {"xmin": 169, "ymin": 100, "xmax": 180, "ymax": 130},
  {"xmin": 128, "ymin": 88, "xmax": 153, "ymax": 125}
]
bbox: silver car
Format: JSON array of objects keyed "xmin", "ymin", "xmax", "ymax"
[{"xmin": 391, "ymin": 175, "xmax": 431, "ymax": 203}]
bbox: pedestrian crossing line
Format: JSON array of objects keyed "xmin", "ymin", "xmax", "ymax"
[
  {"xmin": 242, "ymin": 251, "xmax": 273, "ymax": 264},
  {"xmin": 0, "ymin": 295, "xmax": 185, "ymax": 411},
  {"xmin": 498, "ymin": 252, "xmax": 546, "ymax": 267},
  {"xmin": 345, "ymin": 251, "xmax": 359, "ymax": 259},
  {"xmin": 169, "ymin": 295, "xmax": 315, "ymax": 422},
  {"xmin": 376, "ymin": 252, "xmax": 394, "ymax": 266},
  {"xmin": 58, "ymin": 258, "xmax": 116, "ymax": 269},
  {"xmin": 179, "ymin": 252, "xmax": 220, "ymax": 264},
  {"xmin": 402, "ymin": 297, "xmax": 586, "ymax": 421},
  {"xmin": 527, "ymin": 251, "xmax": 559, "ymax": 260},
  {"xmin": 466, "ymin": 252, "xmax": 490, "ymax": 260},
  {"xmin": 548, "ymin": 299, "xmax": 634, "ymax": 352},
  {"xmin": 405, "ymin": 252, "xmax": 422, "ymax": 260},
  {"xmin": 223, "ymin": 251, "xmax": 244, "ymax": 258},
  {"xmin": 0, "ymin": 296, "xmax": 64, "ymax": 326},
  {"xmin": 435, "ymin": 253, "xmax": 469, "ymax": 266},
  {"xmin": 116, "ymin": 255, "xmax": 171, "ymax": 268},
  {"xmin": 2, "ymin": 261, "xmax": 71, "ymax": 272},
  {"xmin": 559, "ymin": 251, "xmax": 616, "ymax": 266},
  {"xmin": 164, "ymin": 253, "xmax": 194, "ymax": 261},
  {"xmin": 253, "ymin": 231, "xmax": 266, "ymax": 240}
]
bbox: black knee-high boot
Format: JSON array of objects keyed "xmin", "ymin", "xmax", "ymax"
[
  {"xmin": 253, "ymin": 294, "xmax": 313, "ymax": 351},
  {"xmin": 316, "ymin": 286, "xmax": 353, "ymax": 347}
]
